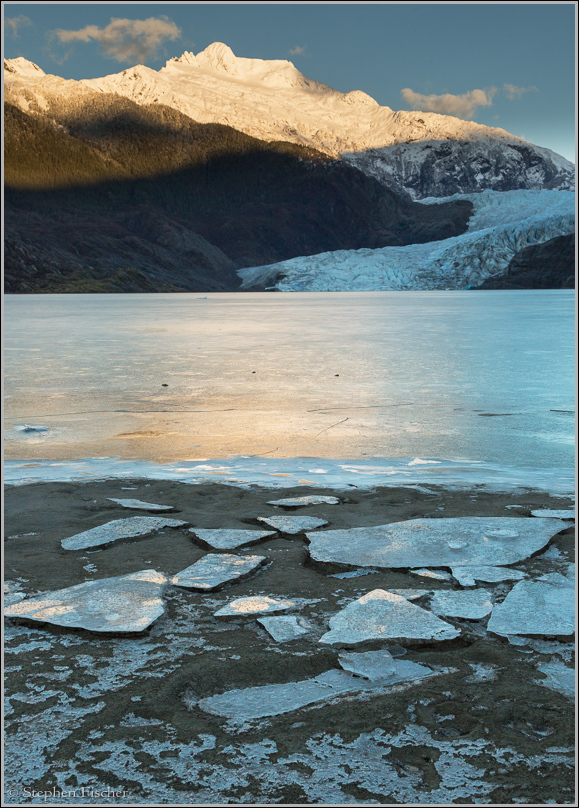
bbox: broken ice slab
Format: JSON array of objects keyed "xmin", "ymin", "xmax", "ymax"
[
  {"xmin": 188, "ymin": 528, "xmax": 276, "ymax": 550},
  {"xmin": 3, "ymin": 570, "xmax": 167, "ymax": 633},
  {"xmin": 307, "ymin": 517, "xmax": 567, "ymax": 569},
  {"xmin": 319, "ymin": 589, "xmax": 460, "ymax": 646},
  {"xmin": 535, "ymin": 660, "xmax": 575, "ymax": 699},
  {"xmin": 198, "ymin": 660, "xmax": 440, "ymax": 721},
  {"xmin": 487, "ymin": 573, "xmax": 575, "ymax": 638},
  {"xmin": 531, "ymin": 509, "xmax": 575, "ymax": 520},
  {"xmin": 3, "ymin": 581, "xmax": 26, "ymax": 606},
  {"xmin": 258, "ymin": 615, "xmax": 311, "ymax": 642},
  {"xmin": 411, "ymin": 569, "xmax": 452, "ymax": 581},
  {"xmin": 267, "ymin": 495, "xmax": 340, "ymax": 507},
  {"xmin": 215, "ymin": 595, "xmax": 296, "ymax": 617},
  {"xmin": 429, "ymin": 589, "xmax": 493, "ymax": 620},
  {"xmin": 108, "ymin": 498, "xmax": 174, "ymax": 511},
  {"xmin": 62, "ymin": 516, "xmax": 187, "ymax": 550},
  {"xmin": 387, "ymin": 589, "xmax": 431, "ymax": 601},
  {"xmin": 338, "ymin": 649, "xmax": 396, "ymax": 680},
  {"xmin": 451, "ymin": 566, "xmax": 526, "ymax": 587},
  {"xmin": 258, "ymin": 515, "xmax": 328, "ymax": 534},
  {"xmin": 171, "ymin": 554, "xmax": 267, "ymax": 591},
  {"xmin": 329, "ymin": 568, "xmax": 379, "ymax": 579}
]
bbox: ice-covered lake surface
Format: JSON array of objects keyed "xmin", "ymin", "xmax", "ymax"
[{"xmin": 4, "ymin": 290, "xmax": 575, "ymax": 493}]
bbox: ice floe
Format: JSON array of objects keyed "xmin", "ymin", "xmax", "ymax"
[
  {"xmin": 3, "ymin": 570, "xmax": 167, "ymax": 632},
  {"xmin": 198, "ymin": 657, "xmax": 441, "ymax": 721},
  {"xmin": 307, "ymin": 517, "xmax": 566, "ymax": 569},
  {"xmin": 451, "ymin": 566, "xmax": 526, "ymax": 587},
  {"xmin": 267, "ymin": 495, "xmax": 340, "ymax": 507},
  {"xmin": 108, "ymin": 498, "xmax": 174, "ymax": 511},
  {"xmin": 411, "ymin": 569, "xmax": 452, "ymax": 581},
  {"xmin": 258, "ymin": 615, "xmax": 311, "ymax": 642},
  {"xmin": 319, "ymin": 589, "xmax": 461, "ymax": 646},
  {"xmin": 388, "ymin": 589, "xmax": 431, "ymax": 601},
  {"xmin": 62, "ymin": 516, "xmax": 187, "ymax": 550},
  {"xmin": 429, "ymin": 590, "xmax": 493, "ymax": 620},
  {"xmin": 258, "ymin": 515, "xmax": 328, "ymax": 534},
  {"xmin": 188, "ymin": 528, "xmax": 276, "ymax": 550},
  {"xmin": 215, "ymin": 596, "xmax": 296, "ymax": 617},
  {"xmin": 487, "ymin": 573, "xmax": 575, "ymax": 638},
  {"xmin": 531, "ymin": 509, "xmax": 575, "ymax": 520},
  {"xmin": 338, "ymin": 649, "xmax": 396, "ymax": 680},
  {"xmin": 170, "ymin": 554, "xmax": 267, "ymax": 591},
  {"xmin": 535, "ymin": 660, "xmax": 575, "ymax": 699}
]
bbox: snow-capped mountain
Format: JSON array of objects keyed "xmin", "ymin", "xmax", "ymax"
[
  {"xmin": 4, "ymin": 45, "xmax": 574, "ymax": 197},
  {"xmin": 238, "ymin": 190, "xmax": 575, "ymax": 291}
]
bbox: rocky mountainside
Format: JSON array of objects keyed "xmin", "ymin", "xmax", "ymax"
[
  {"xmin": 4, "ymin": 99, "xmax": 472, "ymax": 293},
  {"xmin": 477, "ymin": 234, "xmax": 575, "ymax": 289},
  {"xmin": 5, "ymin": 48, "xmax": 574, "ymax": 198}
]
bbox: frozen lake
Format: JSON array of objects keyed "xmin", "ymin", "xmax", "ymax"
[{"xmin": 4, "ymin": 291, "xmax": 575, "ymax": 491}]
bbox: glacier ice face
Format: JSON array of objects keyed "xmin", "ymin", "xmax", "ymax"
[
  {"xmin": 239, "ymin": 190, "xmax": 575, "ymax": 292},
  {"xmin": 318, "ymin": 589, "xmax": 461, "ymax": 646},
  {"xmin": 3, "ymin": 571, "xmax": 168, "ymax": 633},
  {"xmin": 171, "ymin": 554, "xmax": 267, "ymax": 591},
  {"xmin": 307, "ymin": 517, "xmax": 567, "ymax": 570},
  {"xmin": 61, "ymin": 517, "xmax": 187, "ymax": 550}
]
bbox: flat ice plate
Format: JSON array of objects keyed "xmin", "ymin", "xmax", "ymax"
[
  {"xmin": 429, "ymin": 589, "xmax": 493, "ymax": 620},
  {"xmin": 451, "ymin": 566, "xmax": 526, "ymax": 587},
  {"xmin": 108, "ymin": 498, "xmax": 174, "ymax": 511},
  {"xmin": 319, "ymin": 589, "xmax": 460, "ymax": 646},
  {"xmin": 267, "ymin": 496, "xmax": 340, "ymax": 507},
  {"xmin": 531, "ymin": 509, "xmax": 574, "ymax": 520},
  {"xmin": 258, "ymin": 615, "xmax": 310, "ymax": 642},
  {"xmin": 258, "ymin": 515, "xmax": 328, "ymax": 534},
  {"xmin": 62, "ymin": 516, "xmax": 187, "ymax": 550},
  {"xmin": 307, "ymin": 517, "xmax": 567, "ymax": 569},
  {"xmin": 189, "ymin": 528, "xmax": 276, "ymax": 550},
  {"xmin": 215, "ymin": 596, "xmax": 296, "ymax": 617},
  {"xmin": 3, "ymin": 570, "xmax": 167, "ymax": 633},
  {"xmin": 171, "ymin": 554, "xmax": 267, "ymax": 591},
  {"xmin": 487, "ymin": 573, "xmax": 575, "ymax": 637}
]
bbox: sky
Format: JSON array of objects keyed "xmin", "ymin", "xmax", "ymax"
[{"xmin": 3, "ymin": 2, "xmax": 577, "ymax": 162}]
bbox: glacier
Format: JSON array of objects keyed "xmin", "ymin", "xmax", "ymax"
[{"xmin": 238, "ymin": 190, "xmax": 575, "ymax": 292}]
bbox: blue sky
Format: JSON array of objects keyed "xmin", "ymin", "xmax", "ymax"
[{"xmin": 3, "ymin": 2, "xmax": 576, "ymax": 162}]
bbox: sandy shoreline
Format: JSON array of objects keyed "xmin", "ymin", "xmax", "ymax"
[{"xmin": 4, "ymin": 479, "xmax": 576, "ymax": 804}]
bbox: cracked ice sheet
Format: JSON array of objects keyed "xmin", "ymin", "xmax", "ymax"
[
  {"xmin": 307, "ymin": 517, "xmax": 567, "ymax": 569},
  {"xmin": 258, "ymin": 515, "xmax": 328, "ymax": 534},
  {"xmin": 61, "ymin": 516, "xmax": 187, "ymax": 550},
  {"xmin": 107, "ymin": 497, "xmax": 174, "ymax": 511},
  {"xmin": 429, "ymin": 589, "xmax": 494, "ymax": 620},
  {"xmin": 215, "ymin": 595, "xmax": 296, "ymax": 617},
  {"xmin": 267, "ymin": 495, "xmax": 340, "ymax": 507},
  {"xmin": 171, "ymin": 554, "xmax": 267, "ymax": 590},
  {"xmin": 4, "ymin": 570, "xmax": 168, "ymax": 633},
  {"xmin": 189, "ymin": 527, "xmax": 276, "ymax": 550},
  {"xmin": 488, "ymin": 573, "xmax": 575, "ymax": 637},
  {"xmin": 451, "ymin": 566, "xmax": 526, "ymax": 586},
  {"xmin": 258, "ymin": 615, "xmax": 311, "ymax": 641},
  {"xmin": 319, "ymin": 589, "xmax": 460, "ymax": 646}
]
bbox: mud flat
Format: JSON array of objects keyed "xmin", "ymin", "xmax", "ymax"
[{"xmin": 4, "ymin": 480, "xmax": 576, "ymax": 804}]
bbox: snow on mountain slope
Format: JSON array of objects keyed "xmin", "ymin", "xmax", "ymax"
[
  {"xmin": 238, "ymin": 190, "xmax": 575, "ymax": 291},
  {"xmin": 4, "ymin": 46, "xmax": 574, "ymax": 196}
]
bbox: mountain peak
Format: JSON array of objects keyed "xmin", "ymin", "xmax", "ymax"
[
  {"xmin": 198, "ymin": 42, "xmax": 239, "ymax": 74},
  {"xmin": 4, "ymin": 57, "xmax": 45, "ymax": 77}
]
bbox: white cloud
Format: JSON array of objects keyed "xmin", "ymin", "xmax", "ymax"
[
  {"xmin": 52, "ymin": 17, "xmax": 181, "ymax": 64},
  {"xmin": 5, "ymin": 15, "xmax": 32, "ymax": 37},
  {"xmin": 503, "ymin": 83, "xmax": 538, "ymax": 100},
  {"xmin": 401, "ymin": 87, "xmax": 497, "ymax": 120},
  {"xmin": 289, "ymin": 45, "xmax": 306, "ymax": 56}
]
